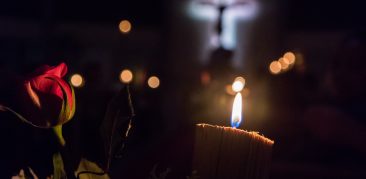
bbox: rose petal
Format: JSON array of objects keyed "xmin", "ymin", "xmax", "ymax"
[
  {"xmin": 22, "ymin": 85, "xmax": 64, "ymax": 127},
  {"xmin": 31, "ymin": 63, "xmax": 68, "ymax": 78},
  {"xmin": 24, "ymin": 81, "xmax": 42, "ymax": 108},
  {"xmin": 30, "ymin": 76, "xmax": 63, "ymax": 99},
  {"xmin": 45, "ymin": 62, "xmax": 68, "ymax": 78},
  {"xmin": 44, "ymin": 75, "xmax": 74, "ymax": 115},
  {"xmin": 32, "ymin": 89, "xmax": 64, "ymax": 126}
]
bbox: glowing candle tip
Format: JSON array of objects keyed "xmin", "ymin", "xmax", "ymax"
[{"xmin": 231, "ymin": 92, "xmax": 242, "ymax": 128}]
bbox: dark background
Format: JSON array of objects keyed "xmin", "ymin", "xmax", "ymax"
[{"xmin": 1, "ymin": 0, "xmax": 366, "ymax": 178}]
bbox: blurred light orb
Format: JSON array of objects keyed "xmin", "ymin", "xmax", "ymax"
[
  {"xmin": 70, "ymin": 74, "xmax": 84, "ymax": 88},
  {"xmin": 284, "ymin": 52, "xmax": 296, "ymax": 64},
  {"xmin": 269, "ymin": 61, "xmax": 282, "ymax": 74},
  {"xmin": 278, "ymin": 57, "xmax": 289, "ymax": 70},
  {"xmin": 225, "ymin": 84, "xmax": 236, "ymax": 96},
  {"xmin": 201, "ymin": 71, "xmax": 211, "ymax": 85},
  {"xmin": 120, "ymin": 69, "xmax": 133, "ymax": 83},
  {"xmin": 232, "ymin": 77, "xmax": 245, "ymax": 92},
  {"xmin": 119, "ymin": 20, "xmax": 132, "ymax": 33},
  {"xmin": 234, "ymin": 76, "xmax": 246, "ymax": 85},
  {"xmin": 148, "ymin": 76, "xmax": 160, "ymax": 89}
]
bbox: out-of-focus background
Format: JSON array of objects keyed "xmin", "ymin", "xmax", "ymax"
[{"xmin": 1, "ymin": 0, "xmax": 366, "ymax": 178}]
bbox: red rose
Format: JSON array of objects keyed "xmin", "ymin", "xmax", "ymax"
[{"xmin": 22, "ymin": 62, "xmax": 75, "ymax": 128}]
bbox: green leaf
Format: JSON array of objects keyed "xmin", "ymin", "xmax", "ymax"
[
  {"xmin": 53, "ymin": 152, "xmax": 67, "ymax": 179},
  {"xmin": 75, "ymin": 158, "xmax": 109, "ymax": 179}
]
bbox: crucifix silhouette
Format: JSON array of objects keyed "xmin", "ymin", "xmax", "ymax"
[{"xmin": 197, "ymin": 0, "xmax": 254, "ymax": 50}]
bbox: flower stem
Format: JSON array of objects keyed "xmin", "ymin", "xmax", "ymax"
[{"xmin": 53, "ymin": 125, "xmax": 66, "ymax": 146}]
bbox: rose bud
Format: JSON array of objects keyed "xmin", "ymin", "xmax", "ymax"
[{"xmin": 20, "ymin": 62, "xmax": 75, "ymax": 145}]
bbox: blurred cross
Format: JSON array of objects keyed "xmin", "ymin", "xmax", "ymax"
[
  {"xmin": 200, "ymin": 0, "xmax": 250, "ymax": 35},
  {"xmin": 190, "ymin": 0, "xmax": 258, "ymax": 50}
]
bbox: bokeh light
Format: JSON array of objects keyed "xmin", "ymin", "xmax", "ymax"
[
  {"xmin": 148, "ymin": 76, "xmax": 160, "ymax": 89},
  {"xmin": 200, "ymin": 71, "xmax": 211, "ymax": 86},
  {"xmin": 232, "ymin": 77, "xmax": 245, "ymax": 92},
  {"xmin": 284, "ymin": 51, "xmax": 296, "ymax": 64},
  {"xmin": 234, "ymin": 76, "xmax": 245, "ymax": 85},
  {"xmin": 70, "ymin": 74, "xmax": 84, "ymax": 88},
  {"xmin": 226, "ymin": 84, "xmax": 236, "ymax": 95},
  {"xmin": 269, "ymin": 61, "xmax": 282, "ymax": 74},
  {"xmin": 120, "ymin": 69, "xmax": 133, "ymax": 84},
  {"xmin": 278, "ymin": 57, "xmax": 289, "ymax": 70},
  {"xmin": 119, "ymin": 20, "xmax": 132, "ymax": 33}
]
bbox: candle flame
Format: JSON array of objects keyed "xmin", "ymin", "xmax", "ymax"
[{"xmin": 231, "ymin": 92, "xmax": 242, "ymax": 128}]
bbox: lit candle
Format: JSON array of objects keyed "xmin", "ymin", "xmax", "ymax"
[
  {"xmin": 192, "ymin": 89, "xmax": 274, "ymax": 178},
  {"xmin": 231, "ymin": 92, "xmax": 242, "ymax": 128}
]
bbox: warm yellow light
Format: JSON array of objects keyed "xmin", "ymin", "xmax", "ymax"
[
  {"xmin": 234, "ymin": 76, "xmax": 246, "ymax": 84},
  {"xmin": 231, "ymin": 92, "xmax": 242, "ymax": 128},
  {"xmin": 225, "ymin": 84, "xmax": 236, "ymax": 95},
  {"xmin": 278, "ymin": 57, "xmax": 289, "ymax": 70},
  {"xmin": 148, "ymin": 76, "xmax": 160, "ymax": 89},
  {"xmin": 119, "ymin": 20, "xmax": 131, "ymax": 33},
  {"xmin": 70, "ymin": 74, "xmax": 84, "ymax": 88},
  {"xmin": 120, "ymin": 69, "xmax": 133, "ymax": 83},
  {"xmin": 232, "ymin": 81, "xmax": 244, "ymax": 92},
  {"xmin": 231, "ymin": 78, "xmax": 244, "ymax": 93},
  {"xmin": 269, "ymin": 61, "xmax": 282, "ymax": 74},
  {"xmin": 232, "ymin": 76, "xmax": 245, "ymax": 92},
  {"xmin": 284, "ymin": 52, "xmax": 296, "ymax": 64}
]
